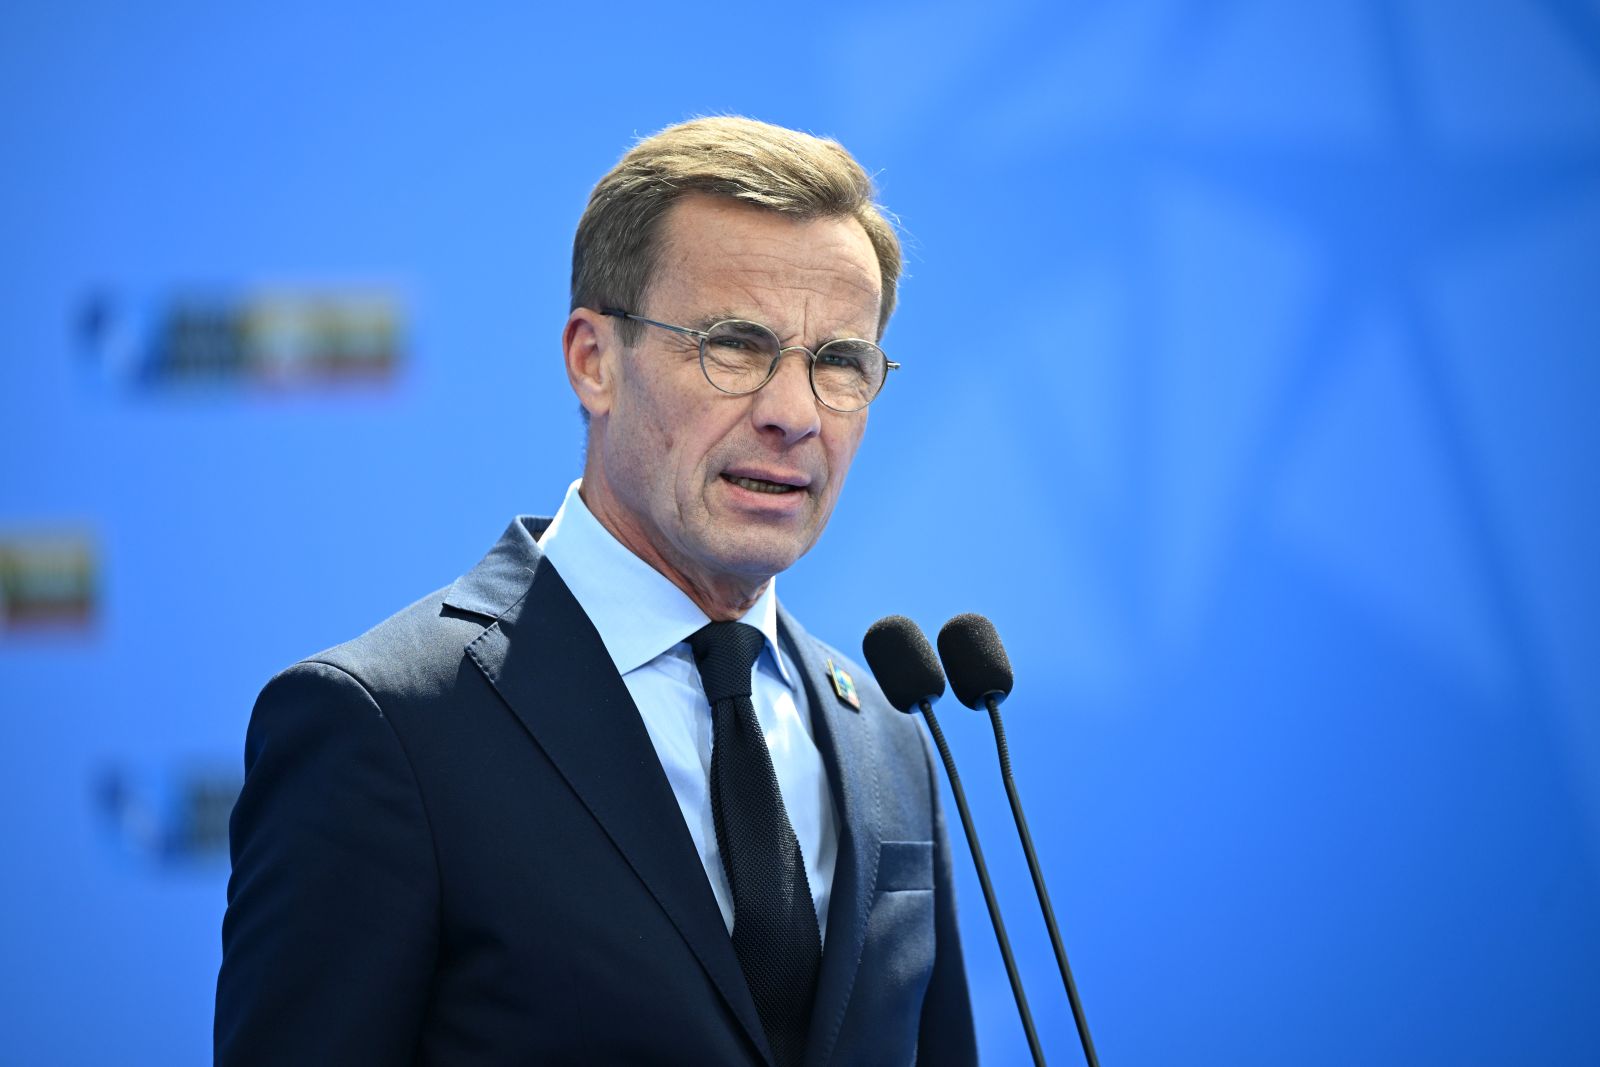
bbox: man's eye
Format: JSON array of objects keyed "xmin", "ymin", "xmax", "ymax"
[{"xmin": 819, "ymin": 342, "xmax": 881, "ymax": 374}]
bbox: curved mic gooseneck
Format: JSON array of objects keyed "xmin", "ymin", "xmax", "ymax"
[
  {"xmin": 938, "ymin": 613, "xmax": 1099, "ymax": 1067},
  {"xmin": 862, "ymin": 616, "xmax": 1047, "ymax": 1067}
]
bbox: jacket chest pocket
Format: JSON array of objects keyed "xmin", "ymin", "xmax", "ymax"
[{"xmin": 876, "ymin": 840, "xmax": 934, "ymax": 892}]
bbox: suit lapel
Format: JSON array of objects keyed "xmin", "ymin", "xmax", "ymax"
[
  {"xmin": 449, "ymin": 521, "xmax": 772, "ymax": 1065},
  {"xmin": 779, "ymin": 607, "xmax": 883, "ymax": 1067}
]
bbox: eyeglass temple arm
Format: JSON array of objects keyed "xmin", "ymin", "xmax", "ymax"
[{"xmin": 598, "ymin": 308, "xmax": 706, "ymax": 340}]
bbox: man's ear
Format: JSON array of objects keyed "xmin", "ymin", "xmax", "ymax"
[{"xmin": 563, "ymin": 308, "xmax": 616, "ymax": 419}]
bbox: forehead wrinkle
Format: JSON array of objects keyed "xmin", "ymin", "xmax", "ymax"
[
  {"xmin": 714, "ymin": 266, "xmax": 880, "ymax": 342},
  {"xmin": 655, "ymin": 208, "xmax": 882, "ymax": 344},
  {"xmin": 686, "ymin": 273, "xmax": 868, "ymax": 339},
  {"xmin": 711, "ymin": 247, "xmax": 876, "ymax": 294},
  {"xmin": 702, "ymin": 297, "xmax": 877, "ymax": 350}
]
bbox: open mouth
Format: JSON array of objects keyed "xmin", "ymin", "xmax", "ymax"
[{"xmin": 724, "ymin": 474, "xmax": 800, "ymax": 495}]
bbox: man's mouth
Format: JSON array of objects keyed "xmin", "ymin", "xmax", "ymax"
[{"xmin": 723, "ymin": 474, "xmax": 802, "ymax": 495}]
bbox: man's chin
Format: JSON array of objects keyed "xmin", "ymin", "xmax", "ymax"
[{"xmin": 705, "ymin": 530, "xmax": 812, "ymax": 583}]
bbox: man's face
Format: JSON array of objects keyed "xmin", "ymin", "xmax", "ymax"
[{"xmin": 578, "ymin": 194, "xmax": 882, "ymax": 607}]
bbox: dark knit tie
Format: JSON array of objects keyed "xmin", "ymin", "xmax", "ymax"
[{"xmin": 689, "ymin": 621, "xmax": 821, "ymax": 1067}]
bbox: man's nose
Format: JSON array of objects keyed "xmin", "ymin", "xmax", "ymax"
[{"xmin": 751, "ymin": 348, "xmax": 822, "ymax": 444}]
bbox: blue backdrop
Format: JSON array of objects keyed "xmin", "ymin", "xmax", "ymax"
[{"xmin": 3, "ymin": 2, "xmax": 1598, "ymax": 1063}]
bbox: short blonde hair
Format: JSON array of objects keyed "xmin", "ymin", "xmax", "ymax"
[{"xmin": 571, "ymin": 116, "xmax": 902, "ymax": 345}]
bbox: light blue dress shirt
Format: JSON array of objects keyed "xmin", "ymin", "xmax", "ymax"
[{"xmin": 537, "ymin": 480, "xmax": 839, "ymax": 942}]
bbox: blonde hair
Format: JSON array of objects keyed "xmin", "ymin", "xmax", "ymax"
[{"xmin": 571, "ymin": 116, "xmax": 901, "ymax": 345}]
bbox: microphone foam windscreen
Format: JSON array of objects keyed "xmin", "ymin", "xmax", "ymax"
[
  {"xmin": 862, "ymin": 615, "xmax": 947, "ymax": 712},
  {"xmin": 937, "ymin": 613, "xmax": 1014, "ymax": 709}
]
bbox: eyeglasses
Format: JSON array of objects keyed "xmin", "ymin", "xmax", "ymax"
[{"xmin": 600, "ymin": 308, "xmax": 898, "ymax": 413}]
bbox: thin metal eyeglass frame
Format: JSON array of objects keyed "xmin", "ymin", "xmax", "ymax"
[{"xmin": 599, "ymin": 308, "xmax": 898, "ymax": 413}]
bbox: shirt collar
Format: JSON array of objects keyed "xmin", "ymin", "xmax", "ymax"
[{"xmin": 536, "ymin": 480, "xmax": 793, "ymax": 687}]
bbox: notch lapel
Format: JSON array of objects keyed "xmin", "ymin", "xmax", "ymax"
[
  {"xmin": 779, "ymin": 607, "xmax": 883, "ymax": 1067},
  {"xmin": 449, "ymin": 522, "xmax": 772, "ymax": 1065}
]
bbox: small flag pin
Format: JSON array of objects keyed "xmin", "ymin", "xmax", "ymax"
[{"xmin": 827, "ymin": 659, "xmax": 861, "ymax": 709}]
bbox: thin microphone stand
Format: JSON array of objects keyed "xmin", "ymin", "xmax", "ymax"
[
  {"xmin": 985, "ymin": 695, "xmax": 1098, "ymax": 1067},
  {"xmin": 919, "ymin": 699, "xmax": 1047, "ymax": 1066}
]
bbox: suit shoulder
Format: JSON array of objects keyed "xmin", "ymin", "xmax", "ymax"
[{"xmin": 272, "ymin": 584, "xmax": 492, "ymax": 710}]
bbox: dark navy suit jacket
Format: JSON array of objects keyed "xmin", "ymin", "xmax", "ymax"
[{"xmin": 216, "ymin": 517, "xmax": 977, "ymax": 1065}]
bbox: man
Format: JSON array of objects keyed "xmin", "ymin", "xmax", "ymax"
[{"xmin": 216, "ymin": 117, "xmax": 976, "ymax": 1066}]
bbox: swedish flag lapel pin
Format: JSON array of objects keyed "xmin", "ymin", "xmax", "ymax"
[{"xmin": 827, "ymin": 659, "xmax": 861, "ymax": 710}]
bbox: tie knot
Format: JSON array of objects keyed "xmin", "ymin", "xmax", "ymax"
[{"xmin": 688, "ymin": 621, "xmax": 766, "ymax": 704}]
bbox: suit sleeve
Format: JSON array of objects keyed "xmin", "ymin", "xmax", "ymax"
[
  {"xmin": 215, "ymin": 661, "xmax": 439, "ymax": 1066},
  {"xmin": 917, "ymin": 732, "xmax": 980, "ymax": 1065}
]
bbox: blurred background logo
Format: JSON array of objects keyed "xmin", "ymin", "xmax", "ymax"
[
  {"xmin": 94, "ymin": 762, "xmax": 241, "ymax": 868},
  {"xmin": 0, "ymin": 530, "xmax": 98, "ymax": 631},
  {"xmin": 78, "ymin": 288, "xmax": 405, "ymax": 390}
]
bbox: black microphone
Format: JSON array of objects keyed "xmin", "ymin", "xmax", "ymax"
[
  {"xmin": 862, "ymin": 616, "xmax": 1047, "ymax": 1067},
  {"xmin": 861, "ymin": 615, "xmax": 946, "ymax": 712},
  {"xmin": 938, "ymin": 614, "xmax": 1100, "ymax": 1067}
]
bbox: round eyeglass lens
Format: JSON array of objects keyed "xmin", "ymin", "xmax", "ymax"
[
  {"xmin": 813, "ymin": 339, "xmax": 887, "ymax": 411},
  {"xmin": 701, "ymin": 321, "xmax": 781, "ymax": 393}
]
